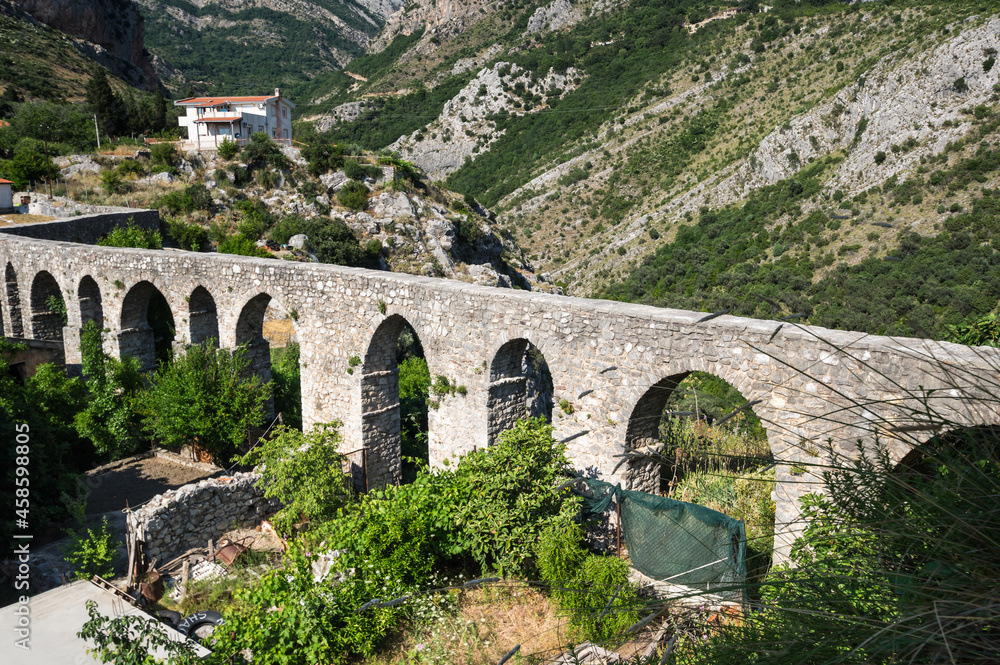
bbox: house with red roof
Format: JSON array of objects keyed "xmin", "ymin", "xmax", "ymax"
[
  {"xmin": 0, "ymin": 178, "xmax": 13, "ymax": 213},
  {"xmin": 174, "ymin": 88, "xmax": 294, "ymax": 151}
]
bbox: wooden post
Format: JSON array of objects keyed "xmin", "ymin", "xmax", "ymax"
[{"xmin": 180, "ymin": 560, "xmax": 190, "ymax": 602}]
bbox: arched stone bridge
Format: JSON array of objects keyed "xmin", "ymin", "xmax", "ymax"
[{"xmin": 3, "ymin": 213, "xmax": 999, "ymax": 562}]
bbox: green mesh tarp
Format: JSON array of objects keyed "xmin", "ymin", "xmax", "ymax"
[{"xmin": 579, "ymin": 479, "xmax": 746, "ymax": 601}]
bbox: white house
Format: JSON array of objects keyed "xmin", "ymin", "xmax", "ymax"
[
  {"xmin": 0, "ymin": 178, "xmax": 13, "ymax": 213},
  {"xmin": 174, "ymin": 89, "xmax": 294, "ymax": 151}
]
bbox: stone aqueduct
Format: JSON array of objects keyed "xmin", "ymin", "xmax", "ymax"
[{"xmin": 3, "ymin": 212, "xmax": 999, "ymax": 562}]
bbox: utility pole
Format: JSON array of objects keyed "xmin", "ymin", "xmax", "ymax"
[
  {"xmin": 40, "ymin": 124, "xmax": 51, "ymax": 200},
  {"xmin": 93, "ymin": 114, "xmax": 101, "ymax": 150}
]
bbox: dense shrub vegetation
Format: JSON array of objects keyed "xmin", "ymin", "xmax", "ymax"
[
  {"xmin": 0, "ymin": 339, "xmax": 93, "ymax": 561},
  {"xmin": 140, "ymin": 343, "xmax": 272, "ymax": 463},
  {"xmin": 97, "ymin": 219, "xmax": 163, "ymax": 250},
  {"xmin": 600, "ymin": 148, "xmax": 1000, "ymax": 339}
]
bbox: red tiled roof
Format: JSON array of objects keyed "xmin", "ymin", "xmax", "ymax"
[
  {"xmin": 176, "ymin": 96, "xmax": 275, "ymax": 106},
  {"xmin": 0, "ymin": 178, "xmax": 13, "ymax": 184},
  {"xmin": 193, "ymin": 115, "xmax": 243, "ymax": 123}
]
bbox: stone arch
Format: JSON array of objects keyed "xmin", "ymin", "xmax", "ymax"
[
  {"xmin": 4, "ymin": 263, "xmax": 23, "ymax": 337},
  {"xmin": 78, "ymin": 275, "xmax": 103, "ymax": 329},
  {"xmin": 487, "ymin": 337, "xmax": 554, "ymax": 445},
  {"xmin": 234, "ymin": 292, "xmax": 299, "ymax": 419},
  {"xmin": 361, "ymin": 313, "xmax": 428, "ymax": 488},
  {"xmin": 29, "ymin": 270, "xmax": 65, "ymax": 341},
  {"xmin": 624, "ymin": 372, "xmax": 692, "ymax": 493},
  {"xmin": 624, "ymin": 366, "xmax": 771, "ymax": 493},
  {"xmin": 188, "ymin": 286, "xmax": 220, "ymax": 347},
  {"xmin": 119, "ymin": 281, "xmax": 176, "ymax": 371}
]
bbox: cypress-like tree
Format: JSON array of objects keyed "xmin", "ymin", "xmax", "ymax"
[
  {"xmin": 85, "ymin": 69, "xmax": 124, "ymax": 139},
  {"xmin": 153, "ymin": 87, "xmax": 167, "ymax": 132}
]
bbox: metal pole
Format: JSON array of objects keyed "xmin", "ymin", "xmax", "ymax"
[{"xmin": 93, "ymin": 114, "xmax": 101, "ymax": 150}]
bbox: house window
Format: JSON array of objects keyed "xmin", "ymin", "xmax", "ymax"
[
  {"xmin": 283, "ymin": 129, "xmax": 289, "ymax": 139},
  {"xmin": 197, "ymin": 107, "xmax": 205, "ymax": 116},
  {"xmin": 282, "ymin": 108, "xmax": 287, "ymax": 118},
  {"xmin": 271, "ymin": 129, "xmax": 276, "ymax": 137},
  {"xmin": 258, "ymin": 125, "xmax": 264, "ymax": 133}
]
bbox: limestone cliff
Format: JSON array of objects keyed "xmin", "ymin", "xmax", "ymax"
[{"xmin": 12, "ymin": 0, "xmax": 158, "ymax": 90}]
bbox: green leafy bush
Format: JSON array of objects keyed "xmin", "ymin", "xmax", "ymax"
[
  {"xmin": 535, "ymin": 522, "xmax": 641, "ymax": 642},
  {"xmin": 100, "ymin": 169, "xmax": 124, "ymax": 194},
  {"xmin": 140, "ymin": 342, "xmax": 272, "ymax": 463},
  {"xmin": 164, "ymin": 217, "xmax": 207, "ymax": 251},
  {"xmin": 63, "ymin": 516, "xmax": 116, "ymax": 580},
  {"xmin": 157, "ymin": 183, "xmax": 213, "ymax": 214},
  {"xmin": 97, "ymin": 219, "xmax": 162, "ymax": 249},
  {"xmin": 337, "ymin": 179, "xmax": 369, "ymax": 210},
  {"xmin": 149, "ymin": 143, "xmax": 177, "ymax": 170},
  {"xmin": 79, "ymin": 600, "xmax": 200, "ymax": 665},
  {"xmin": 305, "ymin": 216, "xmax": 370, "ymax": 267},
  {"xmin": 269, "ymin": 215, "xmax": 310, "ymax": 245},
  {"xmin": 241, "ymin": 423, "xmax": 350, "ymax": 533},
  {"xmin": 303, "ymin": 140, "xmax": 346, "ymax": 176},
  {"xmin": 73, "ymin": 322, "xmax": 146, "ymax": 459},
  {"xmin": 218, "ymin": 233, "xmax": 271, "ymax": 258},
  {"xmin": 344, "ymin": 158, "xmax": 381, "ymax": 181},
  {"xmin": 209, "ymin": 544, "xmax": 415, "ymax": 665},
  {"xmin": 243, "ymin": 131, "xmax": 290, "ymax": 171},
  {"xmin": 217, "ymin": 135, "xmax": 239, "ymax": 160}
]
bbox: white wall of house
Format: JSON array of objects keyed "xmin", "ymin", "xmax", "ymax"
[
  {"xmin": 0, "ymin": 181, "xmax": 13, "ymax": 212},
  {"xmin": 175, "ymin": 93, "xmax": 294, "ymax": 150}
]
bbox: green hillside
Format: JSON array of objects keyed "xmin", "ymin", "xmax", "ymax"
[{"xmin": 136, "ymin": 0, "xmax": 388, "ymax": 99}]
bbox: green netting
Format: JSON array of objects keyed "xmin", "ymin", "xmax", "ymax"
[{"xmin": 579, "ymin": 479, "xmax": 746, "ymax": 601}]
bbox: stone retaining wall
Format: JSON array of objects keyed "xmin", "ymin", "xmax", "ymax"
[
  {"xmin": 0, "ymin": 209, "xmax": 159, "ymax": 244},
  {"xmin": 127, "ymin": 472, "xmax": 280, "ymax": 564}
]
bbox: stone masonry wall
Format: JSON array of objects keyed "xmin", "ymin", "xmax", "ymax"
[
  {"xmin": 126, "ymin": 472, "xmax": 280, "ymax": 564},
  {"xmin": 4, "ymin": 217, "xmax": 1000, "ymax": 563},
  {"xmin": 0, "ymin": 210, "xmax": 159, "ymax": 244}
]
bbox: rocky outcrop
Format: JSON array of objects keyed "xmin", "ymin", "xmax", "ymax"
[
  {"xmin": 663, "ymin": 17, "xmax": 1000, "ymax": 217},
  {"xmin": 525, "ymin": 0, "xmax": 585, "ymax": 35},
  {"xmin": 12, "ymin": 0, "xmax": 159, "ymax": 90},
  {"xmin": 390, "ymin": 61, "xmax": 583, "ymax": 180},
  {"xmin": 311, "ymin": 101, "xmax": 372, "ymax": 132}
]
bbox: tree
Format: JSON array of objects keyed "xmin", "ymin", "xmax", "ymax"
[
  {"xmin": 1, "ymin": 339, "xmax": 91, "ymax": 545},
  {"xmin": 152, "ymin": 87, "xmax": 168, "ymax": 132},
  {"xmin": 305, "ymin": 216, "xmax": 370, "ymax": 267},
  {"xmin": 85, "ymin": 69, "xmax": 123, "ymax": 139},
  {"xmin": 272, "ymin": 343, "xmax": 301, "ymax": 429},
  {"xmin": 240, "ymin": 423, "xmax": 351, "ymax": 533},
  {"xmin": 139, "ymin": 342, "xmax": 272, "ymax": 463},
  {"xmin": 1, "ymin": 146, "xmax": 55, "ymax": 189},
  {"xmin": 74, "ymin": 322, "xmax": 147, "ymax": 460}
]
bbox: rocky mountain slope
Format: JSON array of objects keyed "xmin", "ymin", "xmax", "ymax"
[
  {"xmin": 134, "ymin": 0, "xmax": 403, "ymax": 97},
  {"xmin": 49, "ymin": 145, "xmax": 547, "ymax": 292},
  {"xmin": 0, "ymin": 0, "xmax": 159, "ymax": 97},
  {"xmin": 306, "ymin": 1, "xmax": 998, "ymax": 305}
]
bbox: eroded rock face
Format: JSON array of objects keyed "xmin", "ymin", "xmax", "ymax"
[
  {"xmin": 525, "ymin": 0, "xmax": 585, "ymax": 35},
  {"xmin": 655, "ymin": 17, "xmax": 1000, "ymax": 220},
  {"xmin": 14, "ymin": 0, "xmax": 158, "ymax": 90},
  {"xmin": 390, "ymin": 61, "xmax": 583, "ymax": 180}
]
